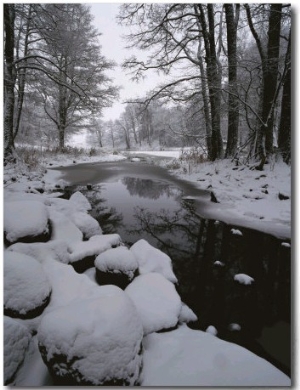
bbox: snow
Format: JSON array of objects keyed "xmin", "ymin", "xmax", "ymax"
[
  {"xmin": 125, "ymin": 272, "xmax": 182, "ymax": 335},
  {"xmin": 281, "ymin": 242, "xmax": 291, "ymax": 248},
  {"xmin": 95, "ymin": 246, "xmax": 138, "ymax": 278},
  {"xmin": 174, "ymin": 158, "xmax": 291, "ymax": 239},
  {"xmin": 231, "ymin": 228, "xmax": 243, "ymax": 236},
  {"xmin": 229, "ymin": 323, "xmax": 242, "ymax": 332},
  {"xmin": 7, "ymin": 240, "xmax": 70, "ymax": 264},
  {"xmin": 4, "ymin": 251, "xmax": 51, "ymax": 316},
  {"xmin": 70, "ymin": 211, "xmax": 102, "ymax": 239},
  {"xmin": 69, "ymin": 191, "xmax": 92, "ymax": 212},
  {"xmin": 48, "ymin": 207, "xmax": 83, "ymax": 244},
  {"xmin": 37, "ymin": 293, "xmax": 143, "ymax": 385},
  {"xmin": 178, "ymin": 303, "xmax": 198, "ymax": 324},
  {"xmin": 206, "ymin": 325, "xmax": 218, "ymax": 336},
  {"xmin": 68, "ymin": 234, "xmax": 121, "ymax": 263},
  {"xmin": 130, "ymin": 239, "xmax": 178, "ymax": 283},
  {"xmin": 4, "ymin": 317, "xmax": 32, "ymax": 384},
  {"xmin": 4, "ymin": 200, "xmax": 49, "ymax": 243},
  {"xmin": 234, "ymin": 273, "xmax": 255, "ymax": 285},
  {"xmin": 214, "ymin": 260, "xmax": 225, "ymax": 267},
  {"xmin": 141, "ymin": 324, "xmax": 291, "ymax": 386}
]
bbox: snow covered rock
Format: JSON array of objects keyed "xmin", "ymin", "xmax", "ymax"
[
  {"xmin": 130, "ymin": 239, "xmax": 178, "ymax": 283},
  {"xmin": 4, "ymin": 201, "xmax": 51, "ymax": 245},
  {"xmin": 231, "ymin": 228, "xmax": 243, "ymax": 236},
  {"xmin": 48, "ymin": 208, "xmax": 83, "ymax": 245},
  {"xmin": 206, "ymin": 325, "xmax": 218, "ymax": 336},
  {"xmin": 70, "ymin": 211, "xmax": 102, "ymax": 239},
  {"xmin": 125, "ymin": 272, "xmax": 182, "ymax": 335},
  {"xmin": 234, "ymin": 273, "xmax": 255, "ymax": 285},
  {"xmin": 69, "ymin": 191, "xmax": 92, "ymax": 212},
  {"xmin": 4, "ymin": 251, "xmax": 52, "ymax": 319},
  {"xmin": 95, "ymin": 246, "xmax": 139, "ymax": 289},
  {"xmin": 178, "ymin": 303, "xmax": 198, "ymax": 324},
  {"xmin": 4, "ymin": 316, "xmax": 32, "ymax": 385},
  {"xmin": 141, "ymin": 324, "xmax": 291, "ymax": 386},
  {"xmin": 7, "ymin": 240, "xmax": 70, "ymax": 264},
  {"xmin": 68, "ymin": 234, "xmax": 122, "ymax": 273},
  {"xmin": 37, "ymin": 293, "xmax": 143, "ymax": 386}
]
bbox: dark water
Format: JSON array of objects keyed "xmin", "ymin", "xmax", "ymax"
[{"xmin": 55, "ymin": 160, "xmax": 291, "ymax": 377}]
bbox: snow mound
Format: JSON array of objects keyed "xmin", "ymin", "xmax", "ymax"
[
  {"xmin": 178, "ymin": 303, "xmax": 198, "ymax": 324},
  {"xmin": 206, "ymin": 325, "xmax": 218, "ymax": 336},
  {"xmin": 4, "ymin": 201, "xmax": 50, "ymax": 244},
  {"xmin": 95, "ymin": 246, "xmax": 138, "ymax": 276},
  {"xmin": 141, "ymin": 324, "xmax": 291, "ymax": 386},
  {"xmin": 70, "ymin": 211, "xmax": 102, "ymax": 239},
  {"xmin": 68, "ymin": 234, "xmax": 121, "ymax": 266},
  {"xmin": 38, "ymin": 293, "xmax": 143, "ymax": 385},
  {"xmin": 229, "ymin": 323, "xmax": 241, "ymax": 331},
  {"xmin": 281, "ymin": 242, "xmax": 291, "ymax": 248},
  {"xmin": 130, "ymin": 239, "xmax": 178, "ymax": 283},
  {"xmin": 69, "ymin": 191, "xmax": 92, "ymax": 212},
  {"xmin": 231, "ymin": 228, "xmax": 243, "ymax": 236},
  {"xmin": 214, "ymin": 260, "xmax": 225, "ymax": 267},
  {"xmin": 234, "ymin": 273, "xmax": 255, "ymax": 285},
  {"xmin": 125, "ymin": 272, "xmax": 182, "ymax": 335},
  {"xmin": 7, "ymin": 240, "xmax": 70, "ymax": 264},
  {"xmin": 4, "ymin": 316, "xmax": 32, "ymax": 385},
  {"xmin": 48, "ymin": 208, "xmax": 83, "ymax": 244},
  {"xmin": 4, "ymin": 251, "xmax": 52, "ymax": 319}
]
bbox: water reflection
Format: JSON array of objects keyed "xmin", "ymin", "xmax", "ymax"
[
  {"xmin": 64, "ymin": 177, "xmax": 291, "ymax": 376},
  {"xmin": 131, "ymin": 199, "xmax": 291, "ymax": 376}
]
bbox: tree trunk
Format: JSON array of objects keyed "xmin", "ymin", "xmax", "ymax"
[
  {"xmin": 278, "ymin": 28, "xmax": 291, "ymax": 164},
  {"xmin": 14, "ymin": 5, "xmax": 32, "ymax": 142},
  {"xmin": 4, "ymin": 4, "xmax": 16, "ymax": 161},
  {"xmin": 198, "ymin": 4, "xmax": 223, "ymax": 161},
  {"xmin": 262, "ymin": 4, "xmax": 282, "ymax": 158},
  {"xmin": 225, "ymin": 4, "xmax": 240, "ymax": 158}
]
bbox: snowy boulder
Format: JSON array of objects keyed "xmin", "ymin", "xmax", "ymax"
[
  {"xmin": 95, "ymin": 246, "xmax": 139, "ymax": 289},
  {"xmin": 130, "ymin": 239, "xmax": 178, "ymax": 283},
  {"xmin": 4, "ymin": 201, "xmax": 51, "ymax": 245},
  {"xmin": 69, "ymin": 191, "xmax": 92, "ymax": 212},
  {"xmin": 125, "ymin": 272, "xmax": 182, "ymax": 335},
  {"xmin": 4, "ymin": 316, "xmax": 32, "ymax": 385},
  {"xmin": 70, "ymin": 211, "xmax": 102, "ymax": 239},
  {"xmin": 37, "ymin": 293, "xmax": 144, "ymax": 386},
  {"xmin": 7, "ymin": 240, "xmax": 70, "ymax": 265},
  {"xmin": 48, "ymin": 208, "xmax": 83, "ymax": 245},
  {"xmin": 4, "ymin": 251, "xmax": 52, "ymax": 319},
  {"xmin": 141, "ymin": 324, "xmax": 291, "ymax": 386},
  {"xmin": 234, "ymin": 273, "xmax": 255, "ymax": 286},
  {"xmin": 68, "ymin": 234, "xmax": 122, "ymax": 273}
]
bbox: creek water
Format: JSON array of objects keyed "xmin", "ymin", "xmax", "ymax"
[{"xmin": 53, "ymin": 158, "xmax": 291, "ymax": 377}]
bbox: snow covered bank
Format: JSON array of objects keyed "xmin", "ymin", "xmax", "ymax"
[{"xmin": 3, "ymin": 150, "xmax": 291, "ymax": 386}]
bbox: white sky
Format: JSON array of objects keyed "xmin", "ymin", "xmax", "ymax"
[{"xmin": 89, "ymin": 3, "xmax": 165, "ymax": 122}]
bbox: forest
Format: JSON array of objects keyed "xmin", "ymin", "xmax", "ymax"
[{"xmin": 4, "ymin": 4, "xmax": 291, "ymax": 168}]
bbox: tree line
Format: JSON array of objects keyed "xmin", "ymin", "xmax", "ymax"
[
  {"xmin": 4, "ymin": 4, "xmax": 291, "ymax": 166},
  {"xmin": 4, "ymin": 4, "xmax": 118, "ymax": 161}
]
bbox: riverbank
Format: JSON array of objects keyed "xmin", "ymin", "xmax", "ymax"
[{"xmin": 3, "ymin": 148, "xmax": 291, "ymax": 385}]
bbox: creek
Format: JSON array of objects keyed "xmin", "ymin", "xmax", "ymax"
[{"xmin": 52, "ymin": 157, "xmax": 291, "ymax": 377}]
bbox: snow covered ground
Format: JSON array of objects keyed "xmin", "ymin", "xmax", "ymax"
[{"xmin": 3, "ymin": 148, "xmax": 292, "ymax": 386}]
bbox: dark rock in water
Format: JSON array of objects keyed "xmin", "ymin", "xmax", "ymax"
[
  {"xmin": 210, "ymin": 191, "xmax": 219, "ymax": 203},
  {"xmin": 278, "ymin": 192, "xmax": 289, "ymax": 200},
  {"xmin": 86, "ymin": 184, "xmax": 92, "ymax": 190}
]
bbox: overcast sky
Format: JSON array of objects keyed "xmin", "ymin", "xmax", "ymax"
[{"xmin": 88, "ymin": 3, "xmax": 164, "ymax": 122}]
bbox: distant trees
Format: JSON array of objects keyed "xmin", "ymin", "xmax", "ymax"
[{"xmin": 3, "ymin": 3, "xmax": 118, "ymax": 161}]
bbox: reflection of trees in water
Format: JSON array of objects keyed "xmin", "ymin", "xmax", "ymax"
[
  {"xmin": 122, "ymin": 177, "xmax": 181, "ymax": 200},
  {"xmin": 132, "ymin": 200, "xmax": 291, "ymax": 375}
]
